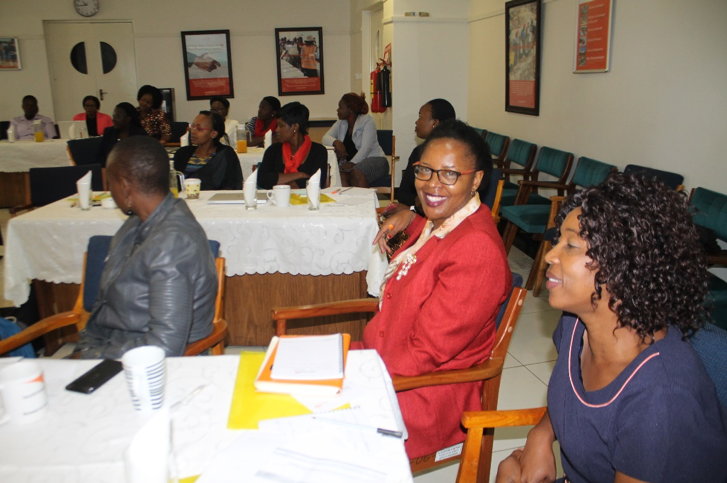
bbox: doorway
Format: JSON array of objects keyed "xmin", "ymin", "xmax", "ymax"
[{"xmin": 44, "ymin": 21, "xmax": 137, "ymax": 122}]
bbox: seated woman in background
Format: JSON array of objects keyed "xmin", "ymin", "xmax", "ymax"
[
  {"xmin": 385, "ymin": 98, "xmax": 458, "ymax": 217},
  {"xmin": 497, "ymin": 173, "xmax": 727, "ymax": 483},
  {"xmin": 137, "ymin": 84, "xmax": 171, "ymax": 144},
  {"xmin": 73, "ymin": 95, "xmax": 113, "ymax": 137},
  {"xmin": 258, "ymin": 102, "xmax": 327, "ymax": 190},
  {"xmin": 361, "ymin": 120, "xmax": 512, "ymax": 458},
  {"xmin": 246, "ymin": 96, "xmax": 281, "ymax": 147},
  {"xmin": 97, "ymin": 102, "xmax": 147, "ymax": 167},
  {"xmin": 77, "ymin": 136, "xmax": 217, "ymax": 359},
  {"xmin": 173, "ymin": 111, "xmax": 242, "ymax": 190},
  {"xmin": 209, "ymin": 96, "xmax": 238, "ymax": 146},
  {"xmin": 322, "ymin": 92, "xmax": 388, "ymax": 188}
]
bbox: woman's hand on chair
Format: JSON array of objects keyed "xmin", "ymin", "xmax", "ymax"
[{"xmin": 373, "ymin": 209, "xmax": 416, "ymax": 254}]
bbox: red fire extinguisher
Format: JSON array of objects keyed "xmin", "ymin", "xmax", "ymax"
[{"xmin": 370, "ymin": 64, "xmax": 384, "ymax": 113}]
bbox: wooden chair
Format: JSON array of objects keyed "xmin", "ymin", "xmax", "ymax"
[
  {"xmin": 272, "ymin": 276, "xmax": 527, "ymax": 476},
  {"xmin": 457, "ymin": 407, "xmax": 547, "ymax": 483},
  {"xmin": 480, "ymin": 168, "xmax": 505, "ymax": 225},
  {"xmin": 371, "ymin": 130, "xmax": 400, "ymax": 202},
  {"xmin": 523, "ymin": 157, "xmax": 617, "ymax": 295},
  {"xmin": 623, "ymin": 164, "xmax": 684, "ymax": 192},
  {"xmin": 0, "ymin": 236, "xmax": 228, "ymax": 357},
  {"xmin": 484, "ymin": 131, "xmax": 511, "ymax": 169},
  {"xmin": 498, "ymin": 139, "xmax": 538, "ymax": 208},
  {"xmin": 500, "ymin": 147, "xmax": 575, "ymax": 255},
  {"xmin": 10, "ymin": 165, "xmax": 105, "ymax": 217}
]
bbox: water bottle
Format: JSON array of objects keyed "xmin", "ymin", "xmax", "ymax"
[{"xmin": 7, "ymin": 126, "xmax": 15, "ymax": 143}]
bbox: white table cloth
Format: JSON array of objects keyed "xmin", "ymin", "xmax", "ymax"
[
  {"xmin": 0, "ymin": 139, "xmax": 72, "ymax": 172},
  {"xmin": 237, "ymin": 145, "xmax": 341, "ymax": 187},
  {"xmin": 4, "ymin": 188, "xmax": 388, "ymax": 306},
  {"xmin": 0, "ymin": 351, "xmax": 412, "ymax": 483}
]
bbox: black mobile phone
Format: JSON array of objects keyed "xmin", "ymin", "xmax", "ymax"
[{"xmin": 66, "ymin": 359, "xmax": 123, "ymax": 394}]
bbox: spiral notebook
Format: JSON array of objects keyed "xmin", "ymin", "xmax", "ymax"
[{"xmin": 254, "ymin": 334, "xmax": 350, "ymax": 396}]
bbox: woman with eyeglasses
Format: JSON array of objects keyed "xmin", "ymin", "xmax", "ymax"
[
  {"xmin": 173, "ymin": 111, "xmax": 242, "ymax": 190},
  {"xmin": 358, "ymin": 119, "xmax": 512, "ymax": 458}
]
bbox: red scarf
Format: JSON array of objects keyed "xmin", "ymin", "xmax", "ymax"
[
  {"xmin": 254, "ymin": 117, "xmax": 277, "ymax": 137},
  {"xmin": 283, "ymin": 135, "xmax": 312, "ymax": 173}
]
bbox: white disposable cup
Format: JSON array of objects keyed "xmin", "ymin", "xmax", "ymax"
[
  {"xmin": 77, "ymin": 180, "xmax": 91, "ymax": 210},
  {"xmin": 267, "ymin": 185, "xmax": 291, "ymax": 207},
  {"xmin": 0, "ymin": 361, "xmax": 48, "ymax": 425},
  {"xmin": 244, "ymin": 183, "xmax": 257, "ymax": 211},
  {"xmin": 184, "ymin": 178, "xmax": 201, "ymax": 200},
  {"xmin": 102, "ymin": 197, "xmax": 117, "ymax": 209},
  {"xmin": 307, "ymin": 180, "xmax": 320, "ymax": 211},
  {"xmin": 122, "ymin": 346, "xmax": 166, "ymax": 412}
]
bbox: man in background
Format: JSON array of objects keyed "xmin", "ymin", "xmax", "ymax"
[{"xmin": 10, "ymin": 95, "xmax": 56, "ymax": 140}]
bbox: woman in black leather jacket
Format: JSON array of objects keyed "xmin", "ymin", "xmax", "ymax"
[{"xmin": 76, "ymin": 136, "xmax": 218, "ymax": 359}]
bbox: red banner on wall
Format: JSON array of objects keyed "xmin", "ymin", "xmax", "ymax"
[
  {"xmin": 509, "ymin": 80, "xmax": 536, "ymax": 108},
  {"xmin": 189, "ymin": 78, "xmax": 231, "ymax": 97},
  {"xmin": 574, "ymin": 0, "xmax": 613, "ymax": 73}
]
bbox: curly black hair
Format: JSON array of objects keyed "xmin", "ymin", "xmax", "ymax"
[
  {"xmin": 556, "ymin": 172, "xmax": 709, "ymax": 341},
  {"xmin": 136, "ymin": 85, "xmax": 163, "ymax": 109}
]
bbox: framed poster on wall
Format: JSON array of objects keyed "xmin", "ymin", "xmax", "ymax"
[
  {"xmin": 574, "ymin": 0, "xmax": 613, "ymax": 73},
  {"xmin": 505, "ymin": 0, "xmax": 541, "ymax": 116},
  {"xmin": 0, "ymin": 38, "xmax": 21, "ymax": 70},
  {"xmin": 275, "ymin": 27, "xmax": 324, "ymax": 96},
  {"xmin": 181, "ymin": 30, "xmax": 234, "ymax": 100}
]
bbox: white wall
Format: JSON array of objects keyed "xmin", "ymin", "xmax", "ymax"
[
  {"xmin": 468, "ymin": 0, "xmax": 727, "ymax": 193},
  {"xmin": 0, "ymin": 0, "xmax": 351, "ymax": 125}
]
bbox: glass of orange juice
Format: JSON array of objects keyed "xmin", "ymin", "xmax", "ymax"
[{"xmin": 237, "ymin": 139, "xmax": 247, "ymax": 153}]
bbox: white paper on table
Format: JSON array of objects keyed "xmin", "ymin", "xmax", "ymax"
[
  {"xmin": 264, "ymin": 130, "xmax": 273, "ymax": 149},
  {"xmin": 271, "ymin": 334, "xmax": 343, "ymax": 380},
  {"xmin": 195, "ymin": 424, "xmax": 408, "ymax": 483},
  {"xmin": 125, "ymin": 407, "xmax": 170, "ymax": 483}
]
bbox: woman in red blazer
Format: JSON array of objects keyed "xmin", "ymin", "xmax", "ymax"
[
  {"xmin": 364, "ymin": 120, "xmax": 512, "ymax": 458},
  {"xmin": 73, "ymin": 95, "xmax": 113, "ymax": 137}
]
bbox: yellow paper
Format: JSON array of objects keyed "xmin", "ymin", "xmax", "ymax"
[
  {"xmin": 289, "ymin": 193, "xmax": 336, "ymax": 206},
  {"xmin": 227, "ymin": 352, "xmax": 312, "ymax": 429}
]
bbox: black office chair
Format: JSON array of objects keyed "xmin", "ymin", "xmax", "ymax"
[
  {"xmin": 67, "ymin": 137, "xmax": 104, "ymax": 166},
  {"xmin": 169, "ymin": 122, "xmax": 190, "ymax": 145},
  {"xmin": 10, "ymin": 164, "xmax": 105, "ymax": 216},
  {"xmin": 0, "ymin": 121, "xmax": 9, "ymax": 141}
]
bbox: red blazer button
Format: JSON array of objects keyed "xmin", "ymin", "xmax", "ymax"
[{"xmin": 379, "ymin": 331, "xmax": 385, "ymax": 337}]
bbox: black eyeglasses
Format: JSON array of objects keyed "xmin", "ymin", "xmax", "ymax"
[{"xmin": 413, "ymin": 163, "xmax": 477, "ymax": 186}]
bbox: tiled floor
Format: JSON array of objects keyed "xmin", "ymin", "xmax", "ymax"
[{"xmin": 0, "ymin": 207, "xmax": 561, "ymax": 482}]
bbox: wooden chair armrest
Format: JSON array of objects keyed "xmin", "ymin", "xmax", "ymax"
[
  {"xmin": 272, "ymin": 298, "xmax": 379, "ymax": 336},
  {"xmin": 707, "ymin": 251, "xmax": 727, "ymax": 266},
  {"xmin": 518, "ymin": 180, "xmax": 570, "ymax": 191},
  {"xmin": 185, "ymin": 319, "xmax": 228, "ymax": 356},
  {"xmin": 393, "ymin": 356, "xmax": 504, "ymax": 392},
  {"xmin": 549, "ymin": 196, "xmax": 566, "ymax": 202},
  {"xmin": 165, "ymin": 142, "xmax": 181, "ymax": 147},
  {"xmin": 272, "ymin": 298, "xmax": 378, "ymax": 321},
  {"xmin": 9, "ymin": 203, "xmax": 33, "ymax": 216},
  {"xmin": 500, "ymin": 168, "xmax": 530, "ymax": 177},
  {"xmin": 0, "ymin": 311, "xmax": 81, "ymax": 356},
  {"xmin": 461, "ymin": 407, "xmax": 547, "ymax": 429}
]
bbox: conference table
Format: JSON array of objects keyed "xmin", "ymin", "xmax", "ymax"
[
  {"xmin": 0, "ymin": 351, "xmax": 413, "ymax": 482},
  {"xmin": 4, "ymin": 188, "xmax": 388, "ymax": 345},
  {"xmin": 236, "ymin": 145, "xmax": 341, "ymax": 187},
  {"xmin": 0, "ymin": 139, "xmax": 72, "ymax": 207}
]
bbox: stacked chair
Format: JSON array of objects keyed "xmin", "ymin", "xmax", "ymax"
[{"xmin": 498, "ymin": 139, "xmax": 538, "ymax": 208}]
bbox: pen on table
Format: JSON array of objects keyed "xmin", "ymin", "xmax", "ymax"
[
  {"xmin": 331, "ymin": 187, "xmax": 353, "ymax": 195},
  {"xmin": 170, "ymin": 384, "xmax": 208, "ymax": 410},
  {"xmin": 311, "ymin": 417, "xmax": 403, "ymax": 438}
]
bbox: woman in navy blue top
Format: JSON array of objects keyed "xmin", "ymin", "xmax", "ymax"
[{"xmin": 497, "ymin": 173, "xmax": 727, "ymax": 483}]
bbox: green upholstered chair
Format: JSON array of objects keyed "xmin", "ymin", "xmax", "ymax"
[
  {"xmin": 523, "ymin": 157, "xmax": 617, "ymax": 295},
  {"xmin": 500, "ymin": 147, "xmax": 575, "ymax": 259},
  {"xmin": 498, "ymin": 139, "xmax": 537, "ymax": 208},
  {"xmin": 690, "ymin": 187, "xmax": 727, "ymax": 330},
  {"xmin": 484, "ymin": 131, "xmax": 511, "ymax": 169},
  {"xmin": 472, "ymin": 127, "xmax": 487, "ymax": 139}
]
